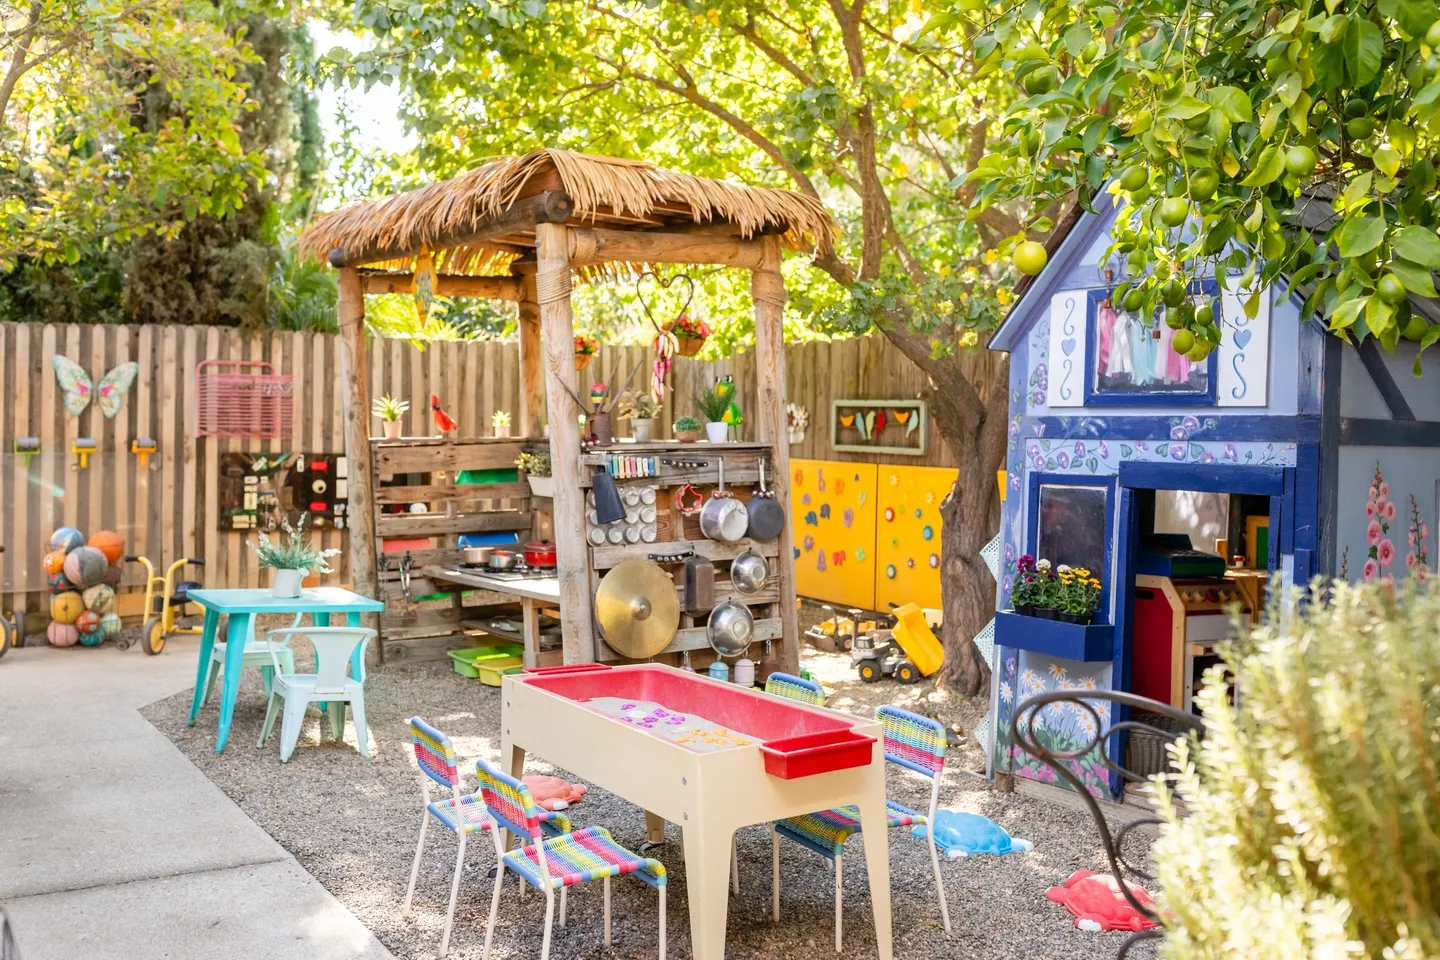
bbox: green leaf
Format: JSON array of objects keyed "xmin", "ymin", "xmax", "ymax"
[
  {"xmin": 1312, "ymin": 37, "xmax": 1346, "ymax": 88},
  {"xmin": 1393, "ymin": 0, "xmax": 1434, "ymax": 36},
  {"xmin": 1241, "ymin": 146, "xmax": 1286, "ymax": 186},
  {"xmin": 1342, "ymin": 171, "xmax": 1373, "ymax": 211},
  {"xmin": 1331, "ymin": 295, "xmax": 1368, "ymax": 329},
  {"xmin": 1336, "ymin": 216, "xmax": 1387, "ymax": 257},
  {"xmin": 1344, "ymin": 17, "xmax": 1383, "ymax": 86},
  {"xmin": 1207, "ymin": 85, "xmax": 1253, "ymax": 122},
  {"xmin": 1063, "ymin": 22, "xmax": 1092, "ymax": 57},
  {"xmin": 1392, "ymin": 226, "xmax": 1440, "ymax": 267},
  {"xmin": 1390, "ymin": 259, "xmax": 1439, "ymax": 297},
  {"xmin": 1162, "ymin": 96, "xmax": 1211, "ymax": 120}
]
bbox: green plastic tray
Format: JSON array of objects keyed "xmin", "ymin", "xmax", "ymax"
[{"xmin": 449, "ymin": 644, "xmax": 525, "ymax": 678}]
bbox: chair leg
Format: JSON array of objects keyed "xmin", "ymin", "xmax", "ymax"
[
  {"xmin": 927, "ymin": 826, "xmax": 952, "ymax": 932},
  {"xmin": 771, "ymin": 826, "xmax": 780, "ymax": 923},
  {"xmin": 260, "ymin": 665, "xmax": 274, "ymax": 699},
  {"xmin": 834, "ymin": 854, "xmax": 843, "ymax": 954},
  {"xmin": 402, "ymin": 808, "xmax": 430, "ymax": 919},
  {"xmin": 731, "ymin": 834, "xmax": 740, "ymax": 895},
  {"xmin": 278, "ymin": 695, "xmax": 307, "ymax": 763},
  {"xmin": 603, "ymin": 877, "xmax": 612, "ymax": 947},
  {"xmin": 559, "ymin": 886, "xmax": 568, "ymax": 928},
  {"xmin": 201, "ymin": 658, "xmax": 220, "ymax": 706},
  {"xmin": 439, "ymin": 828, "xmax": 467, "ymax": 957},
  {"xmin": 540, "ymin": 888, "xmax": 556, "ymax": 960},
  {"xmin": 351, "ymin": 690, "xmax": 370, "ymax": 758},
  {"xmin": 326, "ymin": 701, "xmax": 347, "ymax": 742},
  {"xmin": 482, "ymin": 856, "xmax": 506, "ymax": 960},
  {"xmin": 658, "ymin": 884, "xmax": 667, "ymax": 960},
  {"xmin": 257, "ymin": 692, "xmax": 280, "ymax": 748}
]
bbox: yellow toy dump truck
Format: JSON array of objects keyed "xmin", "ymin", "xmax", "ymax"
[{"xmin": 852, "ymin": 603, "xmax": 945, "ymax": 684}]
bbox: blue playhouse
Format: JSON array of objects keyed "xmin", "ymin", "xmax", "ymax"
[{"xmin": 987, "ymin": 194, "xmax": 1440, "ymax": 798}]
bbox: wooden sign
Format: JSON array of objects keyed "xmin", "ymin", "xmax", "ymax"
[{"xmin": 829, "ymin": 399, "xmax": 927, "ymax": 456}]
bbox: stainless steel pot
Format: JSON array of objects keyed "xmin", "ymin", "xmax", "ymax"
[
  {"xmin": 463, "ymin": 545, "xmax": 495, "ymax": 565},
  {"xmin": 698, "ymin": 458, "xmax": 749, "ymax": 541},
  {"xmin": 489, "ymin": 549, "xmax": 518, "ymax": 571},
  {"xmin": 729, "ymin": 550, "xmax": 769, "ymax": 595},
  {"xmin": 707, "ymin": 599, "xmax": 755, "ymax": 656}
]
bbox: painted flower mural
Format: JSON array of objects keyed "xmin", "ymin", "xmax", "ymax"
[
  {"xmin": 1407, "ymin": 494, "xmax": 1431, "ymax": 580},
  {"xmin": 1365, "ymin": 463, "xmax": 1394, "ymax": 583}
]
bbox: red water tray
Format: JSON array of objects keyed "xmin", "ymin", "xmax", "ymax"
[{"xmin": 760, "ymin": 729, "xmax": 875, "ymax": 780}]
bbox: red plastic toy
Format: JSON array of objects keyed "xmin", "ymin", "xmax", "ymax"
[
  {"xmin": 521, "ymin": 775, "xmax": 588, "ymax": 811},
  {"xmin": 1045, "ymin": 870, "xmax": 1159, "ymax": 932}
]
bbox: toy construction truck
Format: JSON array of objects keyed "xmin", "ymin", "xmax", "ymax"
[{"xmin": 851, "ymin": 603, "xmax": 945, "ymax": 685}]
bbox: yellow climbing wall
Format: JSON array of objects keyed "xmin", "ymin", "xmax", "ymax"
[
  {"xmin": 874, "ymin": 464, "xmax": 956, "ymax": 610},
  {"xmin": 790, "ymin": 459, "xmax": 958, "ymax": 612},
  {"xmin": 791, "ymin": 460, "xmax": 878, "ymax": 610}
]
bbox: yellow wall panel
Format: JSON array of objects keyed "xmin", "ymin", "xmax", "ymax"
[
  {"xmin": 874, "ymin": 465, "xmax": 958, "ymax": 611},
  {"xmin": 790, "ymin": 459, "xmax": 878, "ymax": 610}
]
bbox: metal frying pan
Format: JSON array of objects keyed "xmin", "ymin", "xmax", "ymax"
[{"xmin": 745, "ymin": 460, "xmax": 785, "ymax": 541}]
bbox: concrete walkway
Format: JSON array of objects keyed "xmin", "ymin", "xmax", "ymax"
[{"xmin": 0, "ymin": 641, "xmax": 395, "ymax": 960}]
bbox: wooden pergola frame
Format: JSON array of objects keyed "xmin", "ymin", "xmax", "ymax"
[{"xmin": 308, "ymin": 150, "xmax": 833, "ymax": 669}]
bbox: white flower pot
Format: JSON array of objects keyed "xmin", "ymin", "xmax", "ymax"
[
  {"xmin": 631, "ymin": 418, "xmax": 655, "ymax": 442},
  {"xmin": 382, "ymin": 420, "xmax": 403, "ymax": 440},
  {"xmin": 705, "ymin": 421, "xmax": 729, "ymax": 443},
  {"xmin": 271, "ymin": 568, "xmax": 306, "ymax": 599},
  {"xmin": 527, "ymin": 474, "xmax": 555, "ymax": 498},
  {"xmin": 493, "ymin": 425, "xmax": 511, "ymax": 438}
]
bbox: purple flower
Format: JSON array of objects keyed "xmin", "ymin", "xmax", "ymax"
[
  {"xmin": 1171, "ymin": 444, "xmax": 1187, "ymax": 461},
  {"xmin": 1171, "ymin": 425, "xmax": 1189, "ymax": 440},
  {"xmin": 1007, "ymin": 657, "xmax": 1017, "ymax": 673},
  {"xmin": 1074, "ymin": 441, "xmax": 1086, "ymax": 458},
  {"xmin": 1001, "ymin": 575, "xmax": 1013, "ymax": 594},
  {"xmin": 1135, "ymin": 440, "xmax": 1148, "ymax": 452},
  {"xmin": 1182, "ymin": 415, "xmax": 1201, "ymax": 433},
  {"xmin": 1010, "ymin": 473, "xmax": 1022, "ymax": 491},
  {"xmin": 1030, "ymin": 389, "xmax": 1046, "ymax": 406},
  {"xmin": 1057, "ymin": 451, "xmax": 1071, "ymax": 468},
  {"xmin": 1009, "ymin": 420, "xmax": 1020, "ymax": 437},
  {"xmin": 1032, "ymin": 453, "xmax": 1046, "ymax": 470},
  {"xmin": 1200, "ymin": 452, "xmax": 1215, "ymax": 464},
  {"xmin": 1224, "ymin": 443, "xmax": 1238, "ymax": 462},
  {"xmin": 1004, "ymin": 542, "xmax": 1016, "ymax": 563},
  {"xmin": 1098, "ymin": 440, "xmax": 1110, "ymax": 458},
  {"xmin": 1035, "ymin": 362, "xmax": 1047, "ymax": 377}
]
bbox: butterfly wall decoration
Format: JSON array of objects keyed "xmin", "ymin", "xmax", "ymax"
[{"xmin": 52, "ymin": 356, "xmax": 140, "ymax": 418}]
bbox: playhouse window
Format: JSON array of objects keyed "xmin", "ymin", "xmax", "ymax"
[
  {"xmin": 1087, "ymin": 286, "xmax": 1217, "ymax": 404},
  {"xmin": 1036, "ymin": 483, "xmax": 1107, "ymax": 576}
]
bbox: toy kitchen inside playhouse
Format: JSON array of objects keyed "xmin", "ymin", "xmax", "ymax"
[{"xmin": 1131, "ymin": 533, "xmax": 1256, "ymax": 714}]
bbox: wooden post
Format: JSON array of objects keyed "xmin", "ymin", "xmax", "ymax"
[
  {"xmin": 751, "ymin": 236, "xmax": 799, "ymax": 672},
  {"xmin": 337, "ymin": 267, "xmax": 380, "ymax": 630},
  {"xmin": 515, "ymin": 263, "xmax": 546, "ymax": 439},
  {"xmin": 535, "ymin": 223, "xmax": 594, "ymax": 663}
]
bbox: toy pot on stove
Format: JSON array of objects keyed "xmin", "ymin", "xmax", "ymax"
[{"xmin": 525, "ymin": 541, "xmax": 557, "ymax": 568}]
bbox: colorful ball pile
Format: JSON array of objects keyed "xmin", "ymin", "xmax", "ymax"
[{"xmin": 43, "ymin": 527, "xmax": 126, "ymax": 649}]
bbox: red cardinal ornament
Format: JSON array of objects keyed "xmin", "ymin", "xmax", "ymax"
[{"xmin": 431, "ymin": 394, "xmax": 458, "ymax": 435}]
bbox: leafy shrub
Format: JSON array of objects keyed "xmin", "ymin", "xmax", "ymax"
[{"xmin": 1151, "ymin": 580, "xmax": 1440, "ymax": 958}]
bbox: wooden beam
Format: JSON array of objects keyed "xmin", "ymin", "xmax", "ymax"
[
  {"xmin": 515, "ymin": 264, "xmax": 546, "ymax": 438},
  {"xmin": 567, "ymin": 226, "xmax": 767, "ymax": 269},
  {"xmin": 360, "ymin": 273, "xmax": 524, "ymax": 300},
  {"xmin": 327, "ymin": 191, "xmax": 574, "ymax": 268},
  {"xmin": 337, "ymin": 267, "xmax": 380, "ymax": 633},
  {"xmin": 751, "ymin": 235, "xmax": 799, "ymax": 672},
  {"xmin": 535, "ymin": 221, "xmax": 594, "ymax": 663}
]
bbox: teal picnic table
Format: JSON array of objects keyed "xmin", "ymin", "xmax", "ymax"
[{"xmin": 185, "ymin": 587, "xmax": 385, "ymax": 753}]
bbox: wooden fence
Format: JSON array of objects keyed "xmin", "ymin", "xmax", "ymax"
[{"xmin": 0, "ymin": 322, "xmax": 957, "ymax": 622}]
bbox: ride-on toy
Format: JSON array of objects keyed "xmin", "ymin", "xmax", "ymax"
[
  {"xmin": 853, "ymin": 602, "xmax": 945, "ymax": 685},
  {"xmin": 804, "ymin": 605, "xmax": 878, "ymax": 652},
  {"xmin": 125, "ymin": 554, "xmax": 205, "ymax": 655}
]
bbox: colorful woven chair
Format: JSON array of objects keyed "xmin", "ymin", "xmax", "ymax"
[
  {"xmin": 764, "ymin": 671, "xmax": 825, "ymax": 707},
  {"xmin": 476, "ymin": 758, "xmax": 668, "ymax": 960},
  {"xmin": 402, "ymin": 718, "xmax": 571, "ymax": 958},
  {"xmin": 771, "ymin": 704, "xmax": 952, "ymax": 951}
]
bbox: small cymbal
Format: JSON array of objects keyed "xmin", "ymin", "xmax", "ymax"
[{"xmin": 595, "ymin": 560, "xmax": 680, "ymax": 659}]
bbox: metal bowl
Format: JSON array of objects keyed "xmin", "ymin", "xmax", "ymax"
[
  {"xmin": 489, "ymin": 550, "xmax": 518, "ymax": 571},
  {"xmin": 729, "ymin": 550, "xmax": 769, "ymax": 595},
  {"xmin": 463, "ymin": 545, "xmax": 495, "ymax": 565},
  {"xmin": 707, "ymin": 600, "xmax": 755, "ymax": 657}
]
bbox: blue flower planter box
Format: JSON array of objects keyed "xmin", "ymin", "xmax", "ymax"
[{"xmin": 994, "ymin": 611, "xmax": 1114, "ymax": 662}]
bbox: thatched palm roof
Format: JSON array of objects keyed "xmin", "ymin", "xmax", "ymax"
[{"xmin": 298, "ymin": 149, "xmax": 835, "ymax": 275}]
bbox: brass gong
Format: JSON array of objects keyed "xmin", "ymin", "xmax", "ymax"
[{"xmin": 595, "ymin": 560, "xmax": 680, "ymax": 659}]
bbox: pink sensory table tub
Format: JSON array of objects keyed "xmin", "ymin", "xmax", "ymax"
[{"xmin": 500, "ymin": 663, "xmax": 894, "ymax": 960}]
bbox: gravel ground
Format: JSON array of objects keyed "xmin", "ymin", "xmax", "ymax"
[{"xmin": 143, "ymin": 623, "xmax": 1154, "ymax": 960}]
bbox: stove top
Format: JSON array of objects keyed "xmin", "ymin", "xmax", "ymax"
[{"xmin": 456, "ymin": 563, "xmax": 557, "ymax": 580}]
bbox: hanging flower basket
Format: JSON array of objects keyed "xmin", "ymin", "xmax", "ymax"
[
  {"xmin": 576, "ymin": 353, "xmax": 594, "ymax": 371},
  {"xmin": 575, "ymin": 333, "xmax": 598, "ymax": 371},
  {"xmin": 666, "ymin": 314, "xmax": 710, "ymax": 357}
]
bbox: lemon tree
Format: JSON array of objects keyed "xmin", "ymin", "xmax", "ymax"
[{"xmin": 962, "ymin": 0, "xmax": 1440, "ymax": 370}]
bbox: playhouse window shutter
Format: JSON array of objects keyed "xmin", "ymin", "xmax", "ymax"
[
  {"xmin": 1047, "ymin": 292, "xmax": 1085, "ymax": 407},
  {"xmin": 1216, "ymin": 286, "xmax": 1271, "ymax": 407}
]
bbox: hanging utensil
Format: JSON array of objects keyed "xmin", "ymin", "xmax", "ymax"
[
  {"xmin": 707, "ymin": 599, "xmax": 755, "ymax": 657},
  {"xmin": 596, "ymin": 560, "xmax": 680, "ymax": 659},
  {"xmin": 699, "ymin": 458, "xmax": 748, "ymax": 541},
  {"xmin": 729, "ymin": 549, "xmax": 769, "ymax": 595},
  {"xmin": 592, "ymin": 464, "xmax": 626, "ymax": 524},
  {"xmin": 399, "ymin": 551, "xmax": 417, "ymax": 621},
  {"xmin": 744, "ymin": 459, "xmax": 786, "ymax": 541}
]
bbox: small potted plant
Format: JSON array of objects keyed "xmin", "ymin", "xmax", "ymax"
[
  {"xmin": 1010, "ymin": 554, "xmax": 1042, "ymax": 616},
  {"xmin": 373, "ymin": 394, "xmax": 409, "ymax": 440},
  {"xmin": 492, "ymin": 410, "xmax": 512, "ymax": 438},
  {"xmin": 515, "ymin": 451, "xmax": 553, "ymax": 498},
  {"xmin": 249, "ymin": 513, "xmax": 340, "ymax": 599},
  {"xmin": 693, "ymin": 385, "xmax": 732, "ymax": 443},
  {"xmin": 665, "ymin": 313, "xmax": 711, "ymax": 357},
  {"xmin": 1055, "ymin": 565, "xmax": 1101, "ymax": 624},
  {"xmin": 574, "ymin": 333, "xmax": 599, "ymax": 371},
  {"xmin": 615, "ymin": 390, "xmax": 662, "ymax": 442},
  {"xmin": 673, "ymin": 416, "xmax": 703, "ymax": 442}
]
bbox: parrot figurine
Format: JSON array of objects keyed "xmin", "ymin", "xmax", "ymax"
[
  {"xmin": 431, "ymin": 394, "xmax": 458, "ymax": 435},
  {"xmin": 722, "ymin": 400, "xmax": 743, "ymax": 439}
]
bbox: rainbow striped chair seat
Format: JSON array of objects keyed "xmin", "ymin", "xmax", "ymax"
[
  {"xmin": 771, "ymin": 704, "xmax": 953, "ymax": 951},
  {"xmin": 477, "ymin": 758, "xmax": 669, "ymax": 960}
]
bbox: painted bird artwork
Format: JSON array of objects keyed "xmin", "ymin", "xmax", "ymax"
[{"xmin": 431, "ymin": 394, "xmax": 458, "ymax": 435}]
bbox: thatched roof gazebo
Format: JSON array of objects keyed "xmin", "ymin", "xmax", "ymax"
[{"xmin": 300, "ymin": 149, "xmax": 834, "ymax": 667}]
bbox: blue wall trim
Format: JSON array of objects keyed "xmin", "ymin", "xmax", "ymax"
[
  {"xmin": 1017, "ymin": 415, "xmax": 1321, "ymax": 443},
  {"xmin": 1354, "ymin": 339, "xmax": 1416, "ymax": 421},
  {"xmin": 1117, "ymin": 461, "xmax": 1287, "ymax": 495},
  {"xmin": 1317, "ymin": 335, "xmax": 1342, "ymax": 574},
  {"xmin": 1338, "ymin": 418, "xmax": 1440, "ymax": 446}
]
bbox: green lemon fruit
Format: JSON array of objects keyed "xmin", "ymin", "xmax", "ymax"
[
  {"xmin": 1429, "ymin": 20, "xmax": 1440, "ymax": 48},
  {"xmin": 1285, "ymin": 145, "xmax": 1317, "ymax": 177},
  {"xmin": 1024, "ymin": 65, "xmax": 1059, "ymax": 95},
  {"xmin": 1153, "ymin": 260, "xmax": 1172, "ymax": 280},
  {"xmin": 1187, "ymin": 340, "xmax": 1214, "ymax": 361},
  {"xmin": 1402, "ymin": 314, "xmax": 1430, "ymax": 341},
  {"xmin": 1171, "ymin": 329, "xmax": 1196, "ymax": 355},
  {"xmin": 1345, "ymin": 98, "xmax": 1368, "ymax": 118},
  {"xmin": 1080, "ymin": 40, "xmax": 1101, "ymax": 61},
  {"xmin": 1129, "ymin": 186, "xmax": 1152, "ymax": 205},
  {"xmin": 1346, "ymin": 117, "xmax": 1374, "ymax": 140},
  {"xmin": 1162, "ymin": 279, "xmax": 1186, "ymax": 307},
  {"xmin": 1122, "ymin": 287, "xmax": 1146, "ymax": 312},
  {"xmin": 1196, "ymin": 303, "xmax": 1215, "ymax": 326},
  {"xmin": 1012, "ymin": 241, "xmax": 1048, "ymax": 276},
  {"xmin": 1378, "ymin": 273, "xmax": 1409, "ymax": 305},
  {"xmin": 1190, "ymin": 169, "xmax": 1220, "ymax": 201},
  {"xmin": 1119, "ymin": 165, "xmax": 1149, "ymax": 191},
  {"xmin": 1159, "ymin": 198, "xmax": 1190, "ymax": 227},
  {"xmin": 1165, "ymin": 307, "xmax": 1186, "ymax": 329},
  {"xmin": 1013, "ymin": 43, "xmax": 1046, "ymax": 62}
]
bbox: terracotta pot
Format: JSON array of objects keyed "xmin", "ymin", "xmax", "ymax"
[
  {"xmin": 382, "ymin": 420, "xmax": 402, "ymax": 440},
  {"xmin": 675, "ymin": 428, "xmax": 702, "ymax": 442}
]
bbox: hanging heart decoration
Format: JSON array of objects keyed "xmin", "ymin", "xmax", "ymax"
[{"xmin": 635, "ymin": 270, "xmax": 697, "ymax": 397}]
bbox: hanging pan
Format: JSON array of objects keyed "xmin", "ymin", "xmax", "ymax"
[
  {"xmin": 745, "ymin": 460, "xmax": 785, "ymax": 542},
  {"xmin": 698, "ymin": 458, "xmax": 749, "ymax": 542}
]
